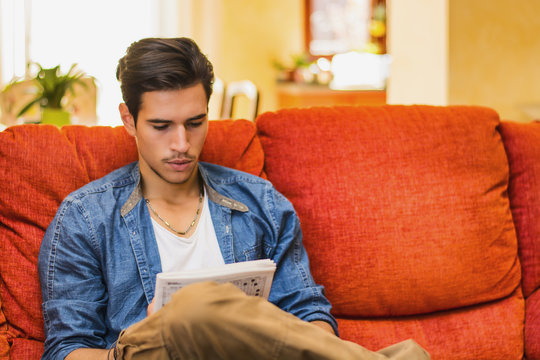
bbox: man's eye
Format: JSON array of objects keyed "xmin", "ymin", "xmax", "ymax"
[
  {"xmin": 153, "ymin": 124, "xmax": 168, "ymax": 130},
  {"xmin": 187, "ymin": 122, "xmax": 203, "ymax": 128}
]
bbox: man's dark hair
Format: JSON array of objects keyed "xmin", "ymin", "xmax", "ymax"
[{"xmin": 116, "ymin": 37, "xmax": 214, "ymax": 123}]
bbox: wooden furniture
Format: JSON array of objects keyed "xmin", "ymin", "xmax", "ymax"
[
  {"xmin": 276, "ymin": 83, "xmax": 386, "ymax": 109},
  {"xmin": 0, "ymin": 77, "xmax": 97, "ymax": 126},
  {"xmin": 221, "ymin": 80, "xmax": 260, "ymax": 121}
]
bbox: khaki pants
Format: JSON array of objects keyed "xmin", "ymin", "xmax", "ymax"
[{"xmin": 116, "ymin": 282, "xmax": 430, "ymax": 360}]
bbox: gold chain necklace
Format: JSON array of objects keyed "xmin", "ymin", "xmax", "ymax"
[{"xmin": 145, "ymin": 190, "xmax": 204, "ymax": 236}]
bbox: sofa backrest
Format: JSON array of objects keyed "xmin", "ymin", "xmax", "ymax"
[
  {"xmin": 499, "ymin": 121, "xmax": 540, "ymax": 359},
  {"xmin": 257, "ymin": 106, "xmax": 524, "ymax": 359},
  {"xmin": 499, "ymin": 122, "xmax": 540, "ymax": 297},
  {"xmin": 0, "ymin": 120, "xmax": 263, "ymax": 359}
]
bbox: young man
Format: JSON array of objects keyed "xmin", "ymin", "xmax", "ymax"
[{"xmin": 38, "ymin": 38, "xmax": 429, "ymax": 359}]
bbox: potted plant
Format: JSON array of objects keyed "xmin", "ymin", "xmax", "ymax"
[{"xmin": 17, "ymin": 63, "xmax": 88, "ymax": 126}]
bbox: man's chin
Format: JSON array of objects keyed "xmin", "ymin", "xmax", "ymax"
[
  {"xmin": 161, "ymin": 172, "xmax": 195, "ymax": 185},
  {"xmin": 151, "ymin": 164, "xmax": 198, "ymax": 185}
]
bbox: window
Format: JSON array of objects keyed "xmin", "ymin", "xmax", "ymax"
[{"xmin": 0, "ymin": 0, "xmax": 182, "ymax": 126}]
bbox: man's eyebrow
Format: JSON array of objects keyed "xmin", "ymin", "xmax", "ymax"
[
  {"xmin": 147, "ymin": 119, "xmax": 172, "ymax": 124},
  {"xmin": 147, "ymin": 114, "xmax": 206, "ymax": 123},
  {"xmin": 187, "ymin": 113, "xmax": 207, "ymax": 121}
]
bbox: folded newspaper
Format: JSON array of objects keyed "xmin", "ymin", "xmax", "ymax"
[{"xmin": 152, "ymin": 259, "xmax": 276, "ymax": 313}]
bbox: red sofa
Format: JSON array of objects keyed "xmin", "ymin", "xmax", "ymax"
[{"xmin": 0, "ymin": 105, "xmax": 539, "ymax": 359}]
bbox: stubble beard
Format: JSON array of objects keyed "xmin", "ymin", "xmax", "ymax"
[{"xmin": 148, "ymin": 161, "xmax": 198, "ymax": 185}]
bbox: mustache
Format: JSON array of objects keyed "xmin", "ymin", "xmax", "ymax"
[{"xmin": 163, "ymin": 154, "xmax": 196, "ymax": 162}]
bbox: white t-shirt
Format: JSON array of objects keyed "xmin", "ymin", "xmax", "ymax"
[{"xmin": 151, "ymin": 190, "xmax": 225, "ymax": 273}]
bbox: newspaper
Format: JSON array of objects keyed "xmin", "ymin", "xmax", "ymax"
[{"xmin": 152, "ymin": 259, "xmax": 276, "ymax": 314}]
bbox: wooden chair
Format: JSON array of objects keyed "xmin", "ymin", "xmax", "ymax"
[
  {"xmin": 0, "ymin": 80, "xmax": 40, "ymax": 125},
  {"xmin": 220, "ymin": 80, "xmax": 259, "ymax": 121}
]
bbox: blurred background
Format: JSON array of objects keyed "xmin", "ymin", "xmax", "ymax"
[{"xmin": 0, "ymin": 0, "xmax": 539, "ymax": 127}]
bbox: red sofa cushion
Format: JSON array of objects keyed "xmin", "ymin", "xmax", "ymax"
[
  {"xmin": 0, "ymin": 120, "xmax": 264, "ymax": 358},
  {"xmin": 499, "ymin": 121, "xmax": 540, "ymax": 297},
  {"xmin": 499, "ymin": 120, "xmax": 540, "ymax": 360},
  {"xmin": 337, "ymin": 289, "xmax": 524, "ymax": 360},
  {"xmin": 258, "ymin": 106, "xmax": 521, "ymax": 318}
]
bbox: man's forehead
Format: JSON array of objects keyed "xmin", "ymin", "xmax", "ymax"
[{"xmin": 139, "ymin": 86, "xmax": 207, "ymax": 111}]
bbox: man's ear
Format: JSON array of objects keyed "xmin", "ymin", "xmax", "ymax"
[{"xmin": 119, "ymin": 103, "xmax": 136, "ymax": 136}]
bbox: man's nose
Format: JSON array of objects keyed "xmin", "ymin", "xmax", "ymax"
[{"xmin": 170, "ymin": 126, "xmax": 190, "ymax": 153}]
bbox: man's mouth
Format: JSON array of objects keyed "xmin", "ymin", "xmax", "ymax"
[{"xmin": 166, "ymin": 158, "xmax": 193, "ymax": 171}]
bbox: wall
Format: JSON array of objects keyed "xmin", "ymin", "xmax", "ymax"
[
  {"xmin": 191, "ymin": 0, "xmax": 304, "ymax": 119},
  {"xmin": 448, "ymin": 0, "xmax": 540, "ymax": 122},
  {"xmin": 388, "ymin": 0, "xmax": 540, "ymax": 122},
  {"xmin": 386, "ymin": 0, "xmax": 448, "ymax": 106}
]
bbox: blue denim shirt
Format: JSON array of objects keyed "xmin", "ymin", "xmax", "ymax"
[{"xmin": 38, "ymin": 162, "xmax": 337, "ymax": 360}]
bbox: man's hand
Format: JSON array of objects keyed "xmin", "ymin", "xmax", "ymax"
[
  {"xmin": 311, "ymin": 320, "xmax": 336, "ymax": 335},
  {"xmin": 147, "ymin": 297, "xmax": 155, "ymax": 317},
  {"xmin": 66, "ymin": 348, "xmax": 111, "ymax": 360}
]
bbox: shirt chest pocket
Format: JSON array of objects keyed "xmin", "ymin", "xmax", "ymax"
[{"xmin": 239, "ymin": 240, "xmax": 274, "ymax": 261}]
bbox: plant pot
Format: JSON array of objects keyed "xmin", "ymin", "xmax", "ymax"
[{"xmin": 41, "ymin": 108, "xmax": 70, "ymax": 127}]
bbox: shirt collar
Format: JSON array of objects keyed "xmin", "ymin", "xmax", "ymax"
[{"xmin": 121, "ymin": 163, "xmax": 249, "ymax": 216}]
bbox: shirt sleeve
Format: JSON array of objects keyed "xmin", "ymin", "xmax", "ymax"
[
  {"xmin": 37, "ymin": 197, "xmax": 109, "ymax": 360},
  {"xmin": 266, "ymin": 186, "xmax": 339, "ymax": 336}
]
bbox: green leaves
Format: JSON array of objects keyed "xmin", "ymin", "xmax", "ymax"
[{"xmin": 17, "ymin": 63, "xmax": 87, "ymax": 117}]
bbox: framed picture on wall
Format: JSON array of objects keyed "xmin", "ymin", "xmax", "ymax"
[{"xmin": 304, "ymin": 0, "xmax": 386, "ymax": 56}]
